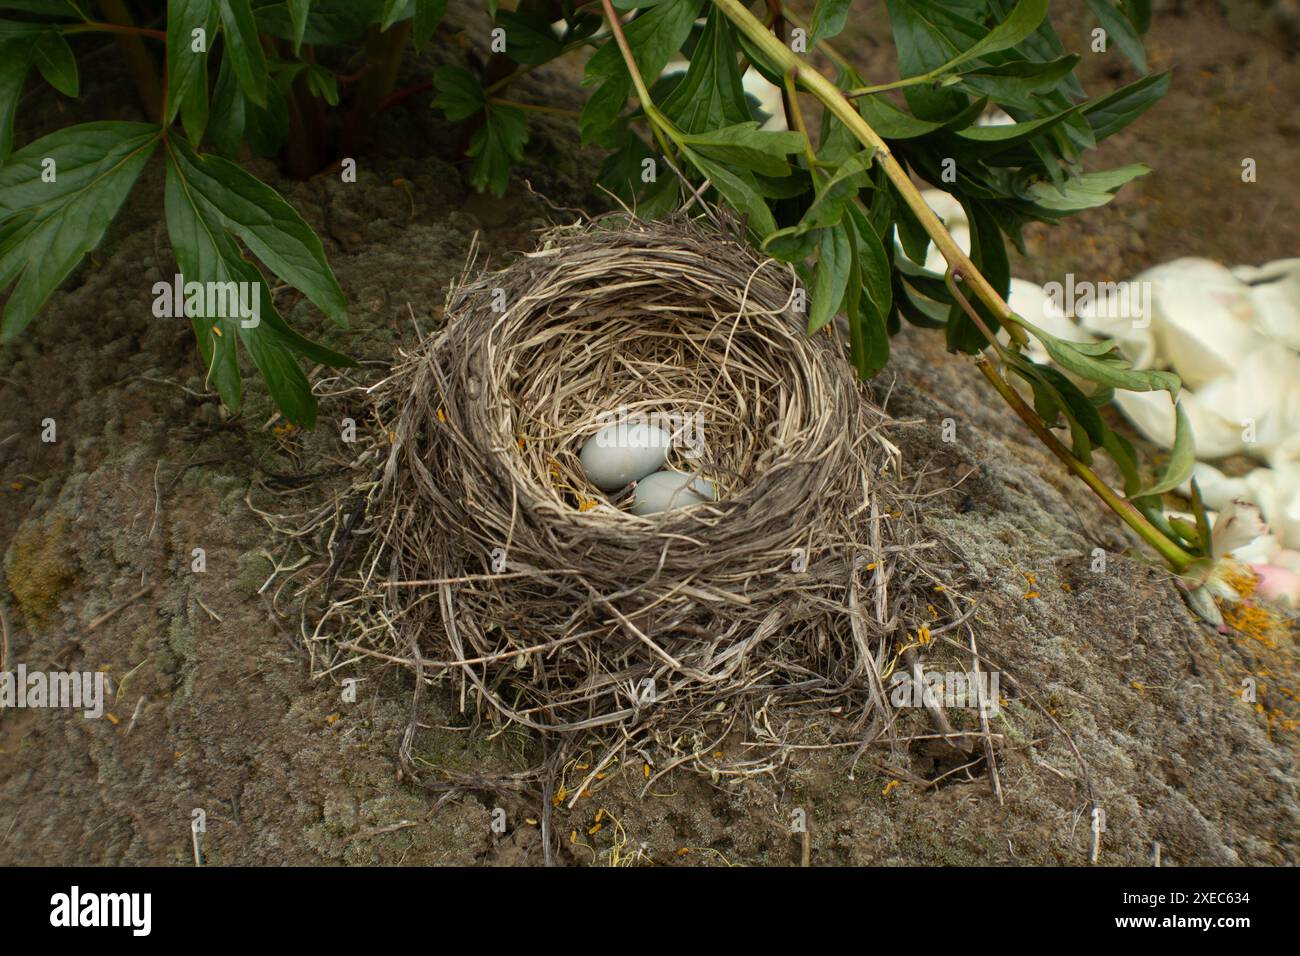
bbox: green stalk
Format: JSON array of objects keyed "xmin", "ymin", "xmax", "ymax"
[
  {"xmin": 597, "ymin": 0, "xmax": 677, "ymax": 161},
  {"xmin": 711, "ymin": 0, "xmax": 1027, "ymax": 348},
  {"xmin": 976, "ymin": 355, "xmax": 1194, "ymax": 570},
  {"xmin": 708, "ymin": 0, "xmax": 1193, "ymax": 571}
]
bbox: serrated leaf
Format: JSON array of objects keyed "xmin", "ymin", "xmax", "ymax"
[
  {"xmin": 467, "ymin": 101, "xmax": 528, "ymax": 196},
  {"xmin": 412, "ymin": 0, "xmax": 446, "ymax": 50},
  {"xmin": 432, "ymin": 65, "xmax": 484, "ymax": 121}
]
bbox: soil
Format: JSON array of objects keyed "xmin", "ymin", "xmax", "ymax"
[{"xmin": 0, "ymin": 0, "xmax": 1296, "ymax": 866}]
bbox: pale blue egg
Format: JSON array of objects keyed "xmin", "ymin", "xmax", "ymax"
[
  {"xmin": 580, "ymin": 422, "xmax": 671, "ymax": 491},
  {"xmin": 630, "ymin": 470, "xmax": 718, "ymax": 516}
]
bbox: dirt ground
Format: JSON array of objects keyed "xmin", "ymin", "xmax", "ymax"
[{"xmin": 0, "ymin": 0, "xmax": 1296, "ymax": 866}]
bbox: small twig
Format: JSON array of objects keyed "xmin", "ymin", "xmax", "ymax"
[{"xmin": 87, "ymin": 584, "xmax": 155, "ymax": 632}]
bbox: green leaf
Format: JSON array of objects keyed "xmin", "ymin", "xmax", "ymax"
[
  {"xmin": 286, "ymin": 0, "xmax": 310, "ymax": 51},
  {"xmin": 467, "ymin": 101, "xmax": 528, "ymax": 197},
  {"xmin": 885, "ymin": 0, "xmax": 976, "ymax": 119},
  {"xmin": 1081, "ymin": 71, "xmax": 1170, "ymax": 142},
  {"xmin": 166, "ymin": 137, "xmax": 348, "ymax": 324},
  {"xmin": 676, "ymin": 122, "xmax": 804, "ymax": 178},
  {"xmin": 661, "ymin": 6, "xmax": 749, "ymax": 133},
  {"xmin": 412, "ymin": 0, "xmax": 446, "ymax": 50},
  {"xmin": 807, "ymin": 223, "xmax": 850, "ymax": 334},
  {"xmin": 0, "ymin": 121, "xmax": 159, "ymax": 340},
  {"xmin": 380, "ymin": 0, "xmax": 407, "ymax": 30},
  {"xmin": 167, "ymin": 0, "xmax": 217, "ymax": 126},
  {"xmin": 1133, "ymin": 401, "xmax": 1194, "ymax": 498},
  {"xmin": 1100, "ymin": 425, "xmax": 1141, "ymax": 497},
  {"xmin": 1009, "ymin": 355, "xmax": 1108, "ymax": 462},
  {"xmin": 180, "ymin": 42, "xmax": 211, "ymax": 144},
  {"xmin": 32, "ymin": 29, "xmax": 76, "ymax": 96},
  {"xmin": 951, "ymin": 102, "xmax": 1079, "ymax": 153},
  {"xmin": 853, "ymin": 93, "xmax": 947, "ymax": 140},
  {"xmin": 206, "ymin": 52, "xmax": 245, "ymax": 156},
  {"xmin": 1189, "ymin": 477, "xmax": 1213, "ymax": 556},
  {"xmin": 938, "ymin": 0, "xmax": 1050, "ymax": 72},
  {"xmin": 596, "ymin": 122, "xmax": 652, "ymax": 202},
  {"xmin": 1023, "ymin": 163, "xmax": 1149, "ymax": 213},
  {"xmin": 494, "ymin": 7, "xmax": 564, "ymax": 65},
  {"xmin": 254, "ymin": 0, "xmax": 379, "ymax": 45},
  {"xmin": 799, "ymin": 149, "xmax": 875, "ymax": 233},
  {"xmin": 164, "ymin": 141, "xmax": 354, "ymax": 425},
  {"xmin": 580, "ymin": 0, "xmax": 702, "ymax": 142},
  {"xmin": 218, "ymin": 0, "xmax": 269, "ymax": 107},
  {"xmin": 303, "ymin": 64, "xmax": 338, "ymax": 106},
  {"xmin": 682, "ymin": 146, "xmax": 776, "ymax": 237},
  {"xmin": 1087, "ymin": 0, "xmax": 1147, "ymax": 72},
  {"xmin": 845, "ymin": 202, "xmax": 892, "ymax": 320},
  {"xmin": 432, "ymin": 65, "xmax": 484, "ymax": 121},
  {"xmin": 809, "ymin": 0, "xmax": 851, "ymax": 44},
  {"xmin": 945, "ymin": 199, "xmax": 1008, "ymax": 353},
  {"xmin": 1022, "ymin": 318, "xmax": 1181, "ymax": 395},
  {"xmin": 0, "ymin": 39, "xmax": 33, "ymax": 160},
  {"xmin": 841, "ymin": 217, "xmax": 889, "ymax": 377},
  {"xmin": 959, "ymin": 54, "xmax": 1079, "ymax": 107},
  {"xmin": 762, "ymin": 224, "xmax": 821, "ymax": 263}
]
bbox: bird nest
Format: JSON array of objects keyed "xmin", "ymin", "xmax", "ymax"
[{"xmin": 288, "ymin": 213, "xmax": 967, "ymax": 797}]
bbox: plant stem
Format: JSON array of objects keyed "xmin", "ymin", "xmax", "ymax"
[
  {"xmin": 976, "ymin": 355, "xmax": 1194, "ymax": 570},
  {"xmin": 344, "ymin": 21, "xmax": 412, "ymax": 155},
  {"xmin": 780, "ymin": 7, "xmax": 854, "ymax": 73},
  {"xmin": 846, "ymin": 73, "xmax": 942, "ymax": 98},
  {"xmin": 490, "ymin": 98, "xmax": 581, "ymax": 118},
  {"xmin": 64, "ymin": 21, "xmax": 167, "ymax": 40},
  {"xmin": 709, "ymin": 0, "xmax": 1193, "ymax": 571},
  {"xmin": 597, "ymin": 0, "xmax": 676, "ymax": 161},
  {"xmin": 945, "ymin": 272, "xmax": 1191, "ymax": 567},
  {"xmin": 782, "ymin": 70, "xmax": 820, "ymax": 180},
  {"xmin": 710, "ymin": 0, "xmax": 1027, "ymax": 349}
]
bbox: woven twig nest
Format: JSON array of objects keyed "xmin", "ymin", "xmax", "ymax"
[{"xmin": 314, "ymin": 214, "xmax": 945, "ymax": 791}]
